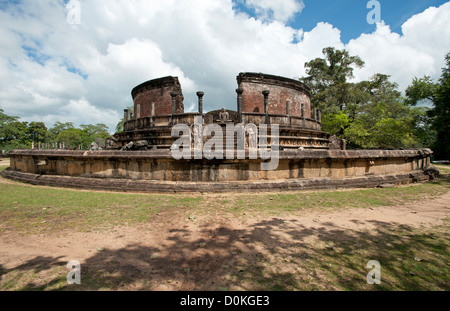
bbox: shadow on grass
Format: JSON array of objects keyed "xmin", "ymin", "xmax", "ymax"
[{"xmin": 1, "ymin": 216, "xmax": 448, "ymax": 291}]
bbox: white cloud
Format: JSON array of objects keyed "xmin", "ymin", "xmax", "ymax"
[
  {"xmin": 242, "ymin": 0, "xmax": 305, "ymax": 22},
  {"xmin": 0, "ymin": 0, "xmax": 449, "ymax": 133},
  {"xmin": 347, "ymin": 2, "xmax": 450, "ymax": 91}
]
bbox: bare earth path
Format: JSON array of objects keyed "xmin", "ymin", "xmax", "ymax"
[{"xmin": 0, "ymin": 158, "xmax": 449, "ymax": 290}]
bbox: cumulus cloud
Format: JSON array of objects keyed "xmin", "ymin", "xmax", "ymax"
[
  {"xmin": 240, "ymin": 0, "xmax": 305, "ymax": 22},
  {"xmin": 348, "ymin": 2, "xmax": 450, "ymax": 90},
  {"xmin": 0, "ymin": 0, "xmax": 449, "ymax": 133}
]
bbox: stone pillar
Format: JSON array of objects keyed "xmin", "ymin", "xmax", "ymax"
[
  {"xmin": 170, "ymin": 92, "xmax": 177, "ymax": 115},
  {"xmin": 236, "ymin": 88, "xmax": 243, "ymax": 123},
  {"xmin": 135, "ymin": 104, "xmax": 141, "ymax": 119},
  {"xmin": 262, "ymin": 90, "xmax": 270, "ymax": 125},
  {"xmin": 301, "ymin": 103, "xmax": 306, "ymax": 128},
  {"xmin": 286, "ymin": 101, "xmax": 291, "ymax": 127},
  {"xmin": 124, "ymin": 109, "xmax": 129, "ymax": 122},
  {"xmin": 317, "ymin": 109, "xmax": 322, "ymax": 123},
  {"xmin": 170, "ymin": 91, "xmax": 177, "ymax": 125},
  {"xmin": 313, "ymin": 108, "xmax": 321, "ymax": 130},
  {"xmin": 196, "ymin": 91, "xmax": 204, "ymax": 115},
  {"xmin": 151, "ymin": 102, "xmax": 155, "ymax": 127}
]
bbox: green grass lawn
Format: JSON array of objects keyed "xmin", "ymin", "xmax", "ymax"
[
  {"xmin": 0, "ymin": 173, "xmax": 448, "ymax": 291},
  {"xmin": 0, "ymin": 174, "xmax": 449, "ymax": 234},
  {"xmin": 0, "ymin": 181, "xmax": 203, "ymax": 233}
]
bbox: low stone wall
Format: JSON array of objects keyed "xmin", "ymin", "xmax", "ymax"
[
  {"xmin": 1, "ymin": 149, "xmax": 437, "ymax": 192},
  {"xmin": 0, "ymin": 169, "xmax": 435, "ymax": 193}
]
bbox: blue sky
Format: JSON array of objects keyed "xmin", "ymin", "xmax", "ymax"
[
  {"xmin": 234, "ymin": 0, "xmax": 449, "ymax": 43},
  {"xmin": 0, "ymin": 0, "xmax": 449, "ymax": 132}
]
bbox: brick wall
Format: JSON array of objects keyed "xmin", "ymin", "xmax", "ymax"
[
  {"xmin": 237, "ymin": 73, "xmax": 311, "ymax": 118},
  {"xmin": 132, "ymin": 76, "xmax": 184, "ymax": 118}
]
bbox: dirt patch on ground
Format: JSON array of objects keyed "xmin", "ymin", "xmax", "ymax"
[{"xmin": 1, "ymin": 181, "xmax": 449, "ymax": 290}]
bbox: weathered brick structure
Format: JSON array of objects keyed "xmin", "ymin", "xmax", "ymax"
[
  {"xmin": 130, "ymin": 76, "xmax": 184, "ymax": 119},
  {"xmin": 117, "ymin": 72, "xmax": 330, "ymax": 150},
  {"xmin": 1, "ymin": 72, "xmax": 439, "ymax": 192},
  {"xmin": 237, "ymin": 72, "xmax": 311, "ymax": 118}
]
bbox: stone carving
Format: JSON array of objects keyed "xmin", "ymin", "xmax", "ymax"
[
  {"xmin": 105, "ymin": 136, "xmax": 119, "ymax": 149},
  {"xmin": 329, "ymin": 135, "xmax": 346, "ymax": 150},
  {"xmin": 96, "ymin": 138, "xmax": 106, "ymax": 149},
  {"xmin": 89, "ymin": 142, "xmax": 102, "ymax": 151},
  {"xmin": 122, "ymin": 140, "xmax": 149, "ymax": 150},
  {"xmin": 191, "ymin": 124, "xmax": 203, "ymax": 151},
  {"xmin": 218, "ymin": 107, "xmax": 230, "ymax": 122}
]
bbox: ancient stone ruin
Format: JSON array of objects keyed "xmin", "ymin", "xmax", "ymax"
[
  {"xmin": 1, "ymin": 72, "xmax": 438, "ymax": 192},
  {"xmin": 113, "ymin": 73, "xmax": 330, "ymax": 151}
]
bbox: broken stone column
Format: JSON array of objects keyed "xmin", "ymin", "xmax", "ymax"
[
  {"xmin": 317, "ymin": 109, "xmax": 322, "ymax": 123},
  {"xmin": 236, "ymin": 88, "xmax": 243, "ymax": 123},
  {"xmin": 196, "ymin": 91, "xmax": 204, "ymax": 115},
  {"xmin": 135, "ymin": 104, "xmax": 141, "ymax": 119},
  {"xmin": 262, "ymin": 90, "xmax": 270, "ymax": 125},
  {"xmin": 171, "ymin": 92, "xmax": 178, "ymax": 115},
  {"xmin": 170, "ymin": 91, "xmax": 177, "ymax": 125},
  {"xmin": 151, "ymin": 102, "xmax": 155, "ymax": 127},
  {"xmin": 313, "ymin": 108, "xmax": 319, "ymax": 130},
  {"xmin": 286, "ymin": 100, "xmax": 291, "ymax": 126},
  {"xmin": 301, "ymin": 103, "xmax": 306, "ymax": 128}
]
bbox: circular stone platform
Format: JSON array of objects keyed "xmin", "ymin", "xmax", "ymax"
[{"xmin": 1, "ymin": 148, "xmax": 438, "ymax": 193}]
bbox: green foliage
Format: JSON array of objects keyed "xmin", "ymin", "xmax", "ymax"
[
  {"xmin": 301, "ymin": 48, "xmax": 442, "ymax": 150},
  {"xmin": 321, "ymin": 112, "xmax": 349, "ymax": 136},
  {"xmin": 26, "ymin": 122, "xmax": 47, "ymax": 143},
  {"xmin": 405, "ymin": 52, "xmax": 450, "ymax": 159},
  {"xmin": 56, "ymin": 128, "xmax": 88, "ymax": 149},
  {"xmin": 301, "ymin": 47, "xmax": 365, "ymax": 112},
  {"xmin": 54, "ymin": 123, "xmax": 111, "ymax": 149},
  {"xmin": 405, "ymin": 76, "xmax": 437, "ymax": 106},
  {"xmin": 1, "ymin": 108, "xmax": 114, "ymax": 151},
  {"xmin": 115, "ymin": 106, "xmax": 133, "ymax": 133},
  {"xmin": 47, "ymin": 122, "xmax": 74, "ymax": 142},
  {"xmin": 80, "ymin": 123, "xmax": 110, "ymax": 146},
  {"xmin": 432, "ymin": 53, "xmax": 450, "ymax": 159},
  {"xmin": 0, "ymin": 109, "xmax": 20, "ymax": 146}
]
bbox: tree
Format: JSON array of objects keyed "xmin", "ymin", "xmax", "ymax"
[
  {"xmin": 0, "ymin": 109, "xmax": 20, "ymax": 145},
  {"xmin": 301, "ymin": 48, "xmax": 423, "ymax": 149},
  {"xmin": 115, "ymin": 106, "xmax": 133, "ymax": 133},
  {"xmin": 80, "ymin": 123, "xmax": 111, "ymax": 147},
  {"xmin": 26, "ymin": 121, "xmax": 47, "ymax": 143},
  {"xmin": 405, "ymin": 52, "xmax": 450, "ymax": 159},
  {"xmin": 343, "ymin": 74, "xmax": 417, "ymax": 149},
  {"xmin": 47, "ymin": 122, "xmax": 75, "ymax": 142},
  {"xmin": 405, "ymin": 76, "xmax": 438, "ymax": 106},
  {"xmin": 301, "ymin": 47, "xmax": 365, "ymax": 112},
  {"xmin": 432, "ymin": 53, "xmax": 450, "ymax": 159},
  {"xmin": 56, "ymin": 128, "xmax": 88, "ymax": 150},
  {"xmin": 80, "ymin": 123, "xmax": 110, "ymax": 138}
]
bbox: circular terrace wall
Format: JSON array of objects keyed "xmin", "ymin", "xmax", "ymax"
[{"xmin": 1, "ymin": 149, "xmax": 437, "ymax": 193}]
